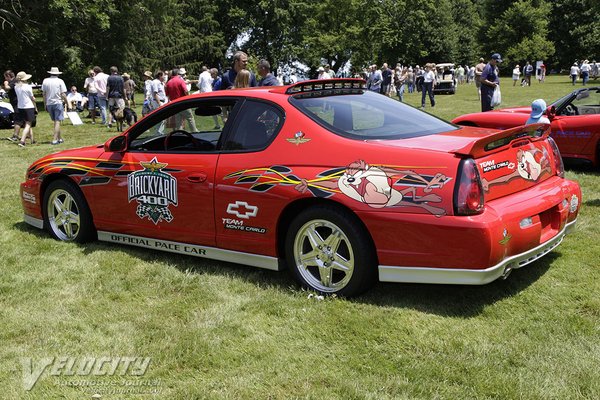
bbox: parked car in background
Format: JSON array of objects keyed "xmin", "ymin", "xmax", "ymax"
[
  {"xmin": 20, "ymin": 79, "xmax": 581, "ymax": 296},
  {"xmin": 452, "ymin": 86, "xmax": 600, "ymax": 167},
  {"xmin": 434, "ymin": 63, "xmax": 457, "ymax": 94},
  {"xmin": 0, "ymin": 95, "xmax": 15, "ymax": 129}
]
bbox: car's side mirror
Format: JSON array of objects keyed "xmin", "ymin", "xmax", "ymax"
[
  {"xmin": 546, "ymin": 105, "xmax": 556, "ymax": 121},
  {"xmin": 104, "ymin": 135, "xmax": 127, "ymax": 152}
]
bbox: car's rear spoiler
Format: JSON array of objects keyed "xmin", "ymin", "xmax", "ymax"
[{"xmin": 451, "ymin": 123, "xmax": 550, "ymax": 158}]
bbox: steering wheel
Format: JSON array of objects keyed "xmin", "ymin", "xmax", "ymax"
[
  {"xmin": 564, "ymin": 104, "xmax": 576, "ymax": 116},
  {"xmin": 164, "ymin": 129, "xmax": 197, "ymax": 150}
]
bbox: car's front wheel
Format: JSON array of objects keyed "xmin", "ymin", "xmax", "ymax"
[
  {"xmin": 285, "ymin": 205, "xmax": 377, "ymax": 296},
  {"xmin": 43, "ymin": 180, "xmax": 96, "ymax": 243}
]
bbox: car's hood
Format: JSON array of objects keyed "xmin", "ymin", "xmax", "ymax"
[
  {"xmin": 30, "ymin": 144, "xmax": 105, "ymax": 167},
  {"xmin": 491, "ymin": 106, "xmax": 532, "ymax": 114}
]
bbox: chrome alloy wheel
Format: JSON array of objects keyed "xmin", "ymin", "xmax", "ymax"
[
  {"xmin": 293, "ymin": 219, "xmax": 355, "ymax": 293},
  {"xmin": 46, "ymin": 188, "xmax": 81, "ymax": 241}
]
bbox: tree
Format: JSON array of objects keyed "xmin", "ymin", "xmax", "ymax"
[
  {"xmin": 549, "ymin": 0, "xmax": 600, "ymax": 70},
  {"xmin": 486, "ymin": 0, "xmax": 554, "ymax": 69}
]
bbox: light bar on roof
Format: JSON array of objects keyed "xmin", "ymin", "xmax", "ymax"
[{"xmin": 285, "ymin": 79, "xmax": 367, "ymax": 95}]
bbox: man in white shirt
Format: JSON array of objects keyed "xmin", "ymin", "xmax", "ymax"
[
  {"xmin": 151, "ymin": 71, "xmax": 167, "ymax": 109},
  {"xmin": 66, "ymin": 86, "xmax": 88, "ymax": 112},
  {"xmin": 42, "ymin": 67, "xmax": 68, "ymax": 145},
  {"xmin": 93, "ymin": 66, "xmax": 109, "ymax": 125},
  {"xmin": 580, "ymin": 60, "xmax": 591, "ymax": 85},
  {"xmin": 197, "ymin": 66, "xmax": 213, "ymax": 93},
  {"xmin": 570, "ymin": 63, "xmax": 580, "ymax": 85},
  {"xmin": 421, "ymin": 63, "xmax": 436, "ymax": 108}
]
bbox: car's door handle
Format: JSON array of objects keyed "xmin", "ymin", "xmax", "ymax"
[{"xmin": 187, "ymin": 173, "xmax": 207, "ymax": 183}]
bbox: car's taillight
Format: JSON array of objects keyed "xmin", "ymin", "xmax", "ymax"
[
  {"xmin": 454, "ymin": 158, "xmax": 484, "ymax": 216},
  {"xmin": 547, "ymin": 136, "xmax": 564, "ymax": 178}
]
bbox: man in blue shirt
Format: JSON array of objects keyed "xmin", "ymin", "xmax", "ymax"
[
  {"xmin": 219, "ymin": 51, "xmax": 257, "ymax": 89},
  {"xmin": 480, "ymin": 53, "xmax": 502, "ymax": 112},
  {"xmin": 257, "ymin": 59, "xmax": 281, "ymax": 86}
]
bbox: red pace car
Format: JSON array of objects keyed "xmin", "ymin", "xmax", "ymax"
[
  {"xmin": 452, "ymin": 86, "xmax": 600, "ymax": 167},
  {"xmin": 20, "ymin": 79, "xmax": 581, "ymax": 296}
]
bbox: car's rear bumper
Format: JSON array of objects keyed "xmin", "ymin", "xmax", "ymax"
[
  {"xmin": 359, "ymin": 176, "xmax": 580, "ymax": 284},
  {"xmin": 378, "ymin": 218, "xmax": 576, "ymax": 285}
]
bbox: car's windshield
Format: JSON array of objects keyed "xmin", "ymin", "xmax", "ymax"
[
  {"xmin": 289, "ymin": 91, "xmax": 457, "ymax": 140},
  {"xmin": 551, "ymin": 91, "xmax": 576, "ymax": 109}
]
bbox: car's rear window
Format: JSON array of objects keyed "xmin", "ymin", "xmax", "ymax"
[{"xmin": 289, "ymin": 91, "xmax": 457, "ymax": 140}]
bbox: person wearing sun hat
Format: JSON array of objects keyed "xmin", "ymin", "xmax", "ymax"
[
  {"xmin": 525, "ymin": 99, "xmax": 551, "ymax": 125},
  {"xmin": 14, "ymin": 71, "xmax": 38, "ymax": 147},
  {"xmin": 570, "ymin": 62, "xmax": 580, "ymax": 85},
  {"xmin": 122, "ymin": 72, "xmax": 137, "ymax": 108},
  {"xmin": 580, "ymin": 59, "xmax": 590, "ymax": 85},
  {"xmin": 42, "ymin": 66, "xmax": 68, "ymax": 145}
]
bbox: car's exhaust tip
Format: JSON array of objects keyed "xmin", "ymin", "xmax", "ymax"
[{"xmin": 501, "ymin": 264, "xmax": 513, "ymax": 280}]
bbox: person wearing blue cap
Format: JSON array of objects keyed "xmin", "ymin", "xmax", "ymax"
[
  {"xmin": 525, "ymin": 99, "xmax": 551, "ymax": 125},
  {"xmin": 480, "ymin": 53, "xmax": 502, "ymax": 112}
]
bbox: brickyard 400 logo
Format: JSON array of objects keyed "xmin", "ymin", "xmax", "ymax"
[{"xmin": 128, "ymin": 158, "xmax": 178, "ymax": 224}]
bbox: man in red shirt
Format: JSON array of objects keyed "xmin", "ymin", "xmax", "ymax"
[
  {"xmin": 165, "ymin": 68, "xmax": 188, "ymax": 101},
  {"xmin": 165, "ymin": 67, "xmax": 196, "ymax": 131}
]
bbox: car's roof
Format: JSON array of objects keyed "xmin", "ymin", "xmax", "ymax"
[{"xmin": 171, "ymin": 78, "xmax": 368, "ymax": 103}]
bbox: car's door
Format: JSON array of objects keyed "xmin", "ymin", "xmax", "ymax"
[
  {"xmin": 552, "ymin": 88, "xmax": 600, "ymax": 157},
  {"xmin": 213, "ymin": 99, "xmax": 286, "ymax": 256},
  {"xmin": 90, "ymin": 97, "xmax": 239, "ymax": 246}
]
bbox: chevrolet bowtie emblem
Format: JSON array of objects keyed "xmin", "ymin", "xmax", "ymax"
[{"xmin": 226, "ymin": 201, "xmax": 258, "ymax": 219}]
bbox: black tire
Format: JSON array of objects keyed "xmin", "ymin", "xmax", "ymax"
[
  {"xmin": 285, "ymin": 205, "xmax": 377, "ymax": 297},
  {"xmin": 43, "ymin": 180, "xmax": 96, "ymax": 243}
]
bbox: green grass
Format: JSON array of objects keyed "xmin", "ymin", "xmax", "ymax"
[{"xmin": 1, "ymin": 75, "xmax": 599, "ymax": 399}]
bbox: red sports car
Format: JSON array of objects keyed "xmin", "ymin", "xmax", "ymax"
[
  {"xmin": 452, "ymin": 86, "xmax": 600, "ymax": 167},
  {"xmin": 20, "ymin": 79, "xmax": 581, "ymax": 296}
]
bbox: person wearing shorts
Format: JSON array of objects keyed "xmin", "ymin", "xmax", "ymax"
[
  {"xmin": 14, "ymin": 71, "xmax": 38, "ymax": 147},
  {"xmin": 3, "ymin": 70, "xmax": 25, "ymax": 141},
  {"xmin": 475, "ymin": 58, "xmax": 485, "ymax": 99},
  {"xmin": 42, "ymin": 67, "xmax": 68, "ymax": 145},
  {"xmin": 107, "ymin": 66, "xmax": 125, "ymax": 128}
]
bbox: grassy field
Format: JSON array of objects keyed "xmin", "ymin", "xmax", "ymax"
[{"xmin": 1, "ymin": 75, "xmax": 599, "ymax": 399}]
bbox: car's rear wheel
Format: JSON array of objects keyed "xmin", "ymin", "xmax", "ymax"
[
  {"xmin": 285, "ymin": 205, "xmax": 377, "ymax": 296},
  {"xmin": 43, "ymin": 180, "xmax": 95, "ymax": 243}
]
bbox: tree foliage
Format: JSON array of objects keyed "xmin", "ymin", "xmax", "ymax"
[
  {"xmin": 486, "ymin": 0, "xmax": 554, "ymax": 68},
  {"xmin": 1, "ymin": 0, "xmax": 596, "ymax": 84}
]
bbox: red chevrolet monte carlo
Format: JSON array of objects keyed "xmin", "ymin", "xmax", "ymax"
[
  {"xmin": 20, "ymin": 79, "xmax": 581, "ymax": 296},
  {"xmin": 452, "ymin": 86, "xmax": 600, "ymax": 167}
]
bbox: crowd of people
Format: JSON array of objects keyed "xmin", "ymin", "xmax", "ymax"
[
  {"xmin": 569, "ymin": 60, "xmax": 598, "ymax": 86},
  {"xmin": 1, "ymin": 51, "xmax": 284, "ymax": 148},
  {"xmin": 358, "ymin": 54, "xmax": 598, "ymax": 113},
  {"xmin": 2, "ymin": 51, "xmax": 598, "ymax": 147}
]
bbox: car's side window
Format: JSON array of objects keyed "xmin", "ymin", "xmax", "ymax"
[
  {"xmin": 129, "ymin": 100, "xmax": 233, "ymax": 152},
  {"xmin": 223, "ymin": 100, "xmax": 284, "ymax": 151}
]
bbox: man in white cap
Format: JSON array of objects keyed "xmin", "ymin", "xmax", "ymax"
[
  {"xmin": 42, "ymin": 67, "xmax": 68, "ymax": 145},
  {"xmin": 525, "ymin": 99, "xmax": 550, "ymax": 125}
]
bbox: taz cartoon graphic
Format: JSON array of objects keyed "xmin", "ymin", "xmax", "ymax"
[
  {"xmin": 224, "ymin": 161, "xmax": 450, "ymax": 216},
  {"xmin": 295, "ymin": 160, "xmax": 449, "ymax": 216},
  {"xmin": 481, "ymin": 147, "xmax": 551, "ymax": 191}
]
